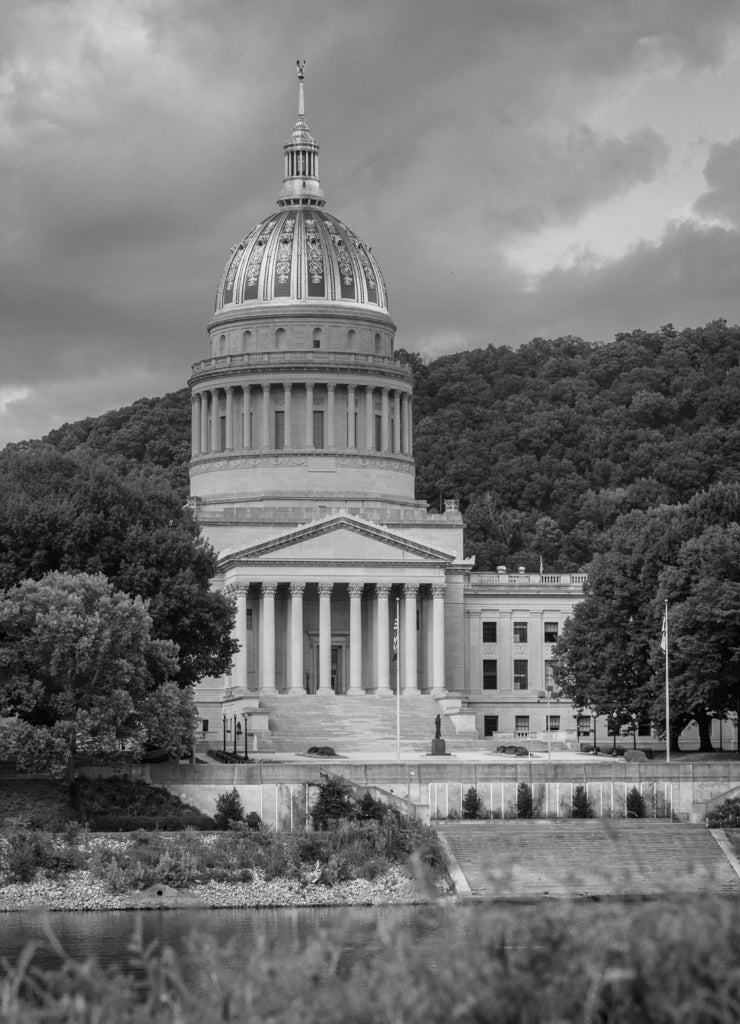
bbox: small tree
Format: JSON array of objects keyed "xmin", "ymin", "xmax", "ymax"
[
  {"xmin": 626, "ymin": 786, "xmax": 646, "ymax": 819},
  {"xmin": 462, "ymin": 786, "xmax": 485, "ymax": 820},
  {"xmin": 516, "ymin": 782, "xmax": 534, "ymax": 819},
  {"xmin": 214, "ymin": 788, "xmax": 244, "ymax": 829},
  {"xmin": 311, "ymin": 775, "xmax": 357, "ymax": 830},
  {"xmin": 571, "ymin": 785, "xmax": 592, "ymax": 818}
]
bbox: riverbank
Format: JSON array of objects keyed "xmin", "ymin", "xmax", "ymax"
[{"xmin": 0, "ymin": 865, "xmax": 445, "ymax": 913}]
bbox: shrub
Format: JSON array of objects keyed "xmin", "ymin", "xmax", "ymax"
[
  {"xmin": 87, "ymin": 813, "xmax": 214, "ymax": 832},
  {"xmin": 357, "ymin": 792, "xmax": 387, "ymax": 822},
  {"xmin": 707, "ymin": 797, "xmax": 740, "ymax": 829},
  {"xmin": 245, "ymin": 811, "xmax": 262, "ymax": 830},
  {"xmin": 214, "ymin": 789, "xmax": 245, "ymax": 830},
  {"xmin": 70, "ymin": 777, "xmax": 209, "ymax": 828},
  {"xmin": 571, "ymin": 785, "xmax": 592, "ymax": 819},
  {"xmin": 462, "ymin": 786, "xmax": 485, "ymax": 820},
  {"xmin": 0, "ymin": 827, "xmax": 84, "ymax": 882},
  {"xmin": 517, "ymin": 783, "xmax": 534, "ymax": 819},
  {"xmin": 626, "ymin": 786, "xmax": 647, "ymax": 818},
  {"xmin": 310, "ymin": 776, "xmax": 357, "ymax": 830}
]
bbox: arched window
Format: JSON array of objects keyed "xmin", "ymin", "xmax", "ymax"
[
  {"xmin": 312, "ymin": 328, "xmax": 322, "ymax": 350},
  {"xmin": 374, "ymin": 333, "xmax": 382, "ymax": 355},
  {"xmin": 347, "ymin": 329, "xmax": 356, "ymax": 348},
  {"xmin": 242, "ymin": 330, "xmax": 252, "ymax": 352},
  {"xmin": 219, "ymin": 334, "xmax": 227, "ymax": 355},
  {"xmin": 275, "ymin": 327, "xmax": 287, "ymax": 350}
]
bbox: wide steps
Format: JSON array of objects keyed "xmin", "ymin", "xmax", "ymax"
[
  {"xmin": 438, "ymin": 820, "xmax": 740, "ymax": 898},
  {"xmin": 257, "ymin": 693, "xmax": 477, "ymax": 754}
]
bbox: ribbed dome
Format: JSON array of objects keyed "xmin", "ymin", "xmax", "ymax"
[{"xmin": 215, "ymin": 208, "xmax": 389, "ymax": 312}]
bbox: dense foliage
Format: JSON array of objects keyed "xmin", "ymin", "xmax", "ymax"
[
  {"xmin": 553, "ymin": 482, "xmax": 740, "ymax": 750},
  {"xmin": 0, "ymin": 573, "xmax": 199, "ymax": 776},
  {"xmin": 0, "ymin": 434, "xmax": 236, "ymax": 687},
  {"xmin": 70, "ymin": 776, "xmax": 213, "ymax": 830}
]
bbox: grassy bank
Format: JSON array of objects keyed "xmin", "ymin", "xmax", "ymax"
[{"xmin": 3, "ymin": 896, "xmax": 740, "ymax": 1021}]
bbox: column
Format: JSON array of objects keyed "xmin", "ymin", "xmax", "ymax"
[
  {"xmin": 284, "ymin": 383, "xmax": 292, "ymax": 448},
  {"xmin": 431, "ymin": 582, "xmax": 446, "ymax": 694},
  {"xmin": 376, "ymin": 583, "xmax": 391, "ymax": 692},
  {"xmin": 210, "ymin": 388, "xmax": 220, "ymax": 452},
  {"xmin": 347, "ymin": 385, "xmax": 356, "ymax": 448},
  {"xmin": 318, "ymin": 582, "xmax": 332, "ymax": 692},
  {"xmin": 408, "ymin": 397, "xmax": 413, "ymax": 456},
  {"xmin": 401, "ymin": 393, "xmax": 409, "ymax": 454},
  {"xmin": 191, "ymin": 394, "xmax": 200, "ymax": 456},
  {"xmin": 365, "ymin": 386, "xmax": 375, "ymax": 451},
  {"xmin": 288, "ymin": 582, "xmax": 304, "ymax": 693},
  {"xmin": 261, "ymin": 582, "xmax": 277, "ymax": 694},
  {"xmin": 404, "ymin": 583, "xmax": 419, "ymax": 694},
  {"xmin": 200, "ymin": 391, "xmax": 209, "ymax": 453},
  {"xmin": 242, "ymin": 385, "xmax": 251, "ymax": 448},
  {"xmin": 348, "ymin": 583, "xmax": 363, "ymax": 693},
  {"xmin": 261, "ymin": 383, "xmax": 271, "ymax": 449},
  {"xmin": 381, "ymin": 388, "xmax": 390, "ymax": 452},
  {"xmin": 305, "ymin": 383, "xmax": 314, "ymax": 448},
  {"xmin": 225, "ymin": 387, "xmax": 234, "ymax": 450},
  {"xmin": 393, "ymin": 390, "xmax": 401, "ymax": 453},
  {"xmin": 233, "ymin": 586, "xmax": 248, "ymax": 687},
  {"xmin": 327, "ymin": 383, "xmax": 336, "ymax": 449}
]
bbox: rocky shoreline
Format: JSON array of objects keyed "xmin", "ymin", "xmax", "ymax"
[{"xmin": 0, "ymin": 865, "xmax": 444, "ymax": 913}]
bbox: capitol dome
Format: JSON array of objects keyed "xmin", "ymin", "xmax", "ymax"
[{"xmin": 215, "ymin": 208, "xmax": 389, "ymax": 312}]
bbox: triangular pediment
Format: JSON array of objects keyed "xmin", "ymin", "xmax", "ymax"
[{"xmin": 219, "ymin": 514, "xmax": 455, "ymax": 569}]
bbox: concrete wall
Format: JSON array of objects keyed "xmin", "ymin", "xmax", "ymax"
[{"xmin": 93, "ymin": 760, "xmax": 740, "ymax": 826}]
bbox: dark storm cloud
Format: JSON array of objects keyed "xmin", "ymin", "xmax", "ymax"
[{"xmin": 2, "ymin": 0, "xmax": 740, "ymax": 444}]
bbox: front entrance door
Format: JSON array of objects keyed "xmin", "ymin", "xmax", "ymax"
[{"xmin": 331, "ymin": 645, "xmax": 343, "ymax": 694}]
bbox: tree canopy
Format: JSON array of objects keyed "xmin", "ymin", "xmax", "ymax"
[
  {"xmin": 0, "ymin": 444, "xmax": 236, "ymax": 686},
  {"xmin": 0, "ymin": 572, "xmax": 198, "ymax": 776},
  {"xmin": 552, "ymin": 483, "xmax": 740, "ymax": 750}
]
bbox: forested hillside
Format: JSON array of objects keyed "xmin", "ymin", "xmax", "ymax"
[{"xmin": 6, "ymin": 319, "xmax": 740, "ymax": 574}]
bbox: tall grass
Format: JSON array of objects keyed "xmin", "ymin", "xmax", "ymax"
[{"xmin": 3, "ymin": 897, "xmax": 740, "ymax": 1022}]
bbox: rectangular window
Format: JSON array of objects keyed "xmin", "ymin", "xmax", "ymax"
[
  {"xmin": 514, "ymin": 659, "xmax": 528, "ymax": 690},
  {"xmin": 577, "ymin": 714, "xmax": 591, "ymax": 735},
  {"xmin": 202, "ymin": 719, "xmax": 209, "ymax": 734},
  {"xmin": 246, "ymin": 609, "xmax": 253, "ymax": 631},
  {"xmin": 515, "ymin": 715, "xmax": 530, "ymax": 733},
  {"xmin": 482, "ymin": 659, "xmax": 498, "ymax": 690},
  {"xmin": 513, "ymin": 621, "xmax": 528, "ymax": 643},
  {"xmin": 544, "ymin": 660, "xmax": 555, "ymax": 688},
  {"xmin": 313, "ymin": 410, "xmax": 325, "ymax": 449},
  {"xmin": 638, "ymin": 720, "xmax": 651, "ymax": 736},
  {"xmin": 374, "ymin": 413, "xmax": 382, "ymax": 451},
  {"xmin": 313, "ymin": 337, "xmax": 321, "ymax": 349},
  {"xmin": 544, "ymin": 621, "xmax": 559, "ymax": 643},
  {"xmin": 484, "ymin": 715, "xmax": 499, "ymax": 737},
  {"xmin": 546, "ymin": 715, "xmax": 561, "ymax": 731},
  {"xmin": 482, "ymin": 621, "xmax": 497, "ymax": 643},
  {"xmin": 275, "ymin": 410, "xmax": 285, "ymax": 449}
]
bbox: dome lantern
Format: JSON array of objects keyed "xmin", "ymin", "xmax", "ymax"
[{"xmin": 278, "ymin": 60, "xmax": 325, "ymax": 208}]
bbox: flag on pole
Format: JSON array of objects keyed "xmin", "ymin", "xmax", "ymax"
[
  {"xmin": 393, "ymin": 614, "xmax": 398, "ymax": 656},
  {"xmin": 660, "ymin": 609, "xmax": 667, "ymax": 652}
]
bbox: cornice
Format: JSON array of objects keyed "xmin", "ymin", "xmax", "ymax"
[{"xmin": 190, "ymin": 451, "xmax": 415, "ymax": 476}]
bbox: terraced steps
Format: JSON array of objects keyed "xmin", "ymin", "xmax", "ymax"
[
  {"xmin": 256, "ymin": 693, "xmax": 487, "ymax": 755},
  {"xmin": 438, "ymin": 820, "xmax": 740, "ymax": 898}
]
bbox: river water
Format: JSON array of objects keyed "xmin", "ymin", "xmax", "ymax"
[{"xmin": 0, "ymin": 905, "xmax": 449, "ymax": 974}]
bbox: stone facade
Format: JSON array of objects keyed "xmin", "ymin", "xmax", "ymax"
[{"xmin": 190, "ymin": 69, "xmax": 586, "ymax": 749}]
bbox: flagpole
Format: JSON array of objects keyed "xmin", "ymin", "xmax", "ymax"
[
  {"xmin": 395, "ymin": 596, "xmax": 401, "ymax": 763},
  {"xmin": 664, "ymin": 599, "xmax": 670, "ymax": 764}
]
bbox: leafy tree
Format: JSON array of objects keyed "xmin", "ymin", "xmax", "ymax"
[
  {"xmin": 214, "ymin": 788, "xmax": 245, "ymax": 829},
  {"xmin": 516, "ymin": 783, "xmax": 534, "ymax": 819},
  {"xmin": 554, "ymin": 483, "xmax": 740, "ymax": 751},
  {"xmin": 626, "ymin": 787, "xmax": 646, "ymax": 819},
  {"xmin": 0, "ymin": 572, "xmax": 191, "ymax": 778},
  {"xmin": 0, "ymin": 445, "xmax": 236, "ymax": 686},
  {"xmin": 311, "ymin": 775, "xmax": 357, "ymax": 830}
]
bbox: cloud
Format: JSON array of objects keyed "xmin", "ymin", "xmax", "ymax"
[{"xmin": 694, "ymin": 137, "xmax": 740, "ymax": 228}]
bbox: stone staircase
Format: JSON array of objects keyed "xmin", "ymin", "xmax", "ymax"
[
  {"xmin": 255, "ymin": 693, "xmax": 486, "ymax": 755},
  {"xmin": 438, "ymin": 820, "xmax": 740, "ymax": 898}
]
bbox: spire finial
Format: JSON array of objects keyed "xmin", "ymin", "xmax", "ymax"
[{"xmin": 297, "ymin": 59, "xmax": 305, "ymax": 116}]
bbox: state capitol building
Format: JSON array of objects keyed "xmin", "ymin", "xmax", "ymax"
[{"xmin": 188, "ymin": 67, "xmax": 587, "ymax": 753}]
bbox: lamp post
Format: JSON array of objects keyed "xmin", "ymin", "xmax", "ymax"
[
  {"xmin": 232, "ymin": 714, "xmax": 238, "ymax": 756},
  {"xmin": 243, "ymin": 711, "xmax": 250, "ymax": 762},
  {"xmin": 546, "ymin": 685, "xmax": 552, "ymax": 762},
  {"xmin": 630, "ymin": 713, "xmax": 638, "ymax": 750},
  {"xmin": 222, "ymin": 714, "xmax": 226, "ymax": 753},
  {"xmin": 611, "ymin": 711, "xmax": 619, "ymax": 754}
]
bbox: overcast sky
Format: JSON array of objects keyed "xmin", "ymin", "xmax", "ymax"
[{"xmin": 2, "ymin": 0, "xmax": 740, "ymax": 448}]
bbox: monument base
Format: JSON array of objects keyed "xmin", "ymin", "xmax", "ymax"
[{"xmin": 431, "ymin": 738, "xmax": 447, "ymax": 756}]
